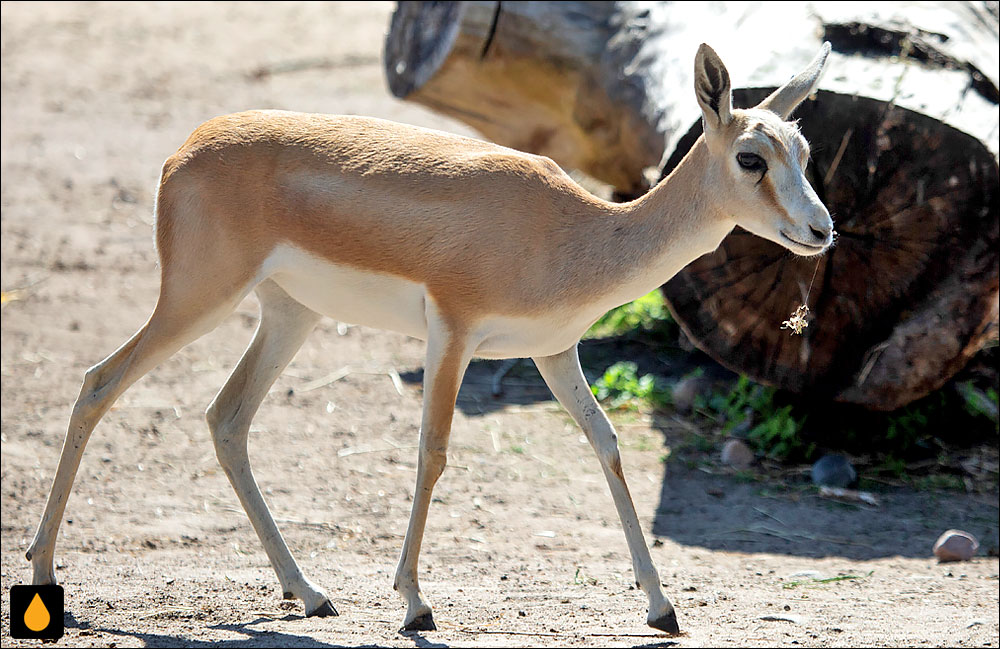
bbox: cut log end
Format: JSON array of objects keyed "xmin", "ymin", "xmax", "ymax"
[{"xmin": 662, "ymin": 89, "xmax": 999, "ymax": 410}]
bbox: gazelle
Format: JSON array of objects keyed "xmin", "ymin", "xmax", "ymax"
[{"xmin": 27, "ymin": 43, "xmax": 832, "ymax": 633}]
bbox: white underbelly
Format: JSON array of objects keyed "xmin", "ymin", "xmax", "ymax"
[
  {"xmin": 263, "ymin": 244, "xmax": 598, "ymax": 360},
  {"xmin": 472, "ymin": 312, "xmax": 598, "ymax": 359},
  {"xmin": 266, "ymin": 244, "xmax": 429, "ymax": 341}
]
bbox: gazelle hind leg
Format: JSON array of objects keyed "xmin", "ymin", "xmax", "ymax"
[
  {"xmin": 394, "ymin": 307, "xmax": 476, "ymax": 631},
  {"xmin": 533, "ymin": 346, "xmax": 679, "ymax": 634},
  {"xmin": 204, "ymin": 279, "xmax": 333, "ymax": 616},
  {"xmin": 26, "ymin": 282, "xmax": 250, "ymax": 585}
]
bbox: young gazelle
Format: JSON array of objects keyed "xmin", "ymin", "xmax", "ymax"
[{"xmin": 27, "ymin": 43, "xmax": 832, "ymax": 633}]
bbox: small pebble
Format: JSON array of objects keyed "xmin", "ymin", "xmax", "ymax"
[
  {"xmin": 811, "ymin": 454, "xmax": 856, "ymax": 488},
  {"xmin": 933, "ymin": 529, "xmax": 979, "ymax": 562},
  {"xmin": 671, "ymin": 374, "xmax": 711, "ymax": 413},
  {"xmin": 721, "ymin": 439, "xmax": 754, "ymax": 469}
]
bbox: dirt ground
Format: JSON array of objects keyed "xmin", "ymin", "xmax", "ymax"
[{"xmin": 2, "ymin": 3, "xmax": 998, "ymax": 647}]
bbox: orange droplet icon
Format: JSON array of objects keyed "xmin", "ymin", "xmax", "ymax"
[{"xmin": 24, "ymin": 592, "xmax": 51, "ymax": 632}]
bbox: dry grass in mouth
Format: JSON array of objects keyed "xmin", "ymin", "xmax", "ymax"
[
  {"xmin": 780, "ymin": 249, "xmax": 828, "ymax": 336},
  {"xmin": 781, "ymin": 303, "xmax": 810, "ymax": 335}
]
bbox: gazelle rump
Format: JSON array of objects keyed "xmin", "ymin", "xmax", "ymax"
[{"xmin": 26, "ymin": 43, "xmax": 832, "ymax": 633}]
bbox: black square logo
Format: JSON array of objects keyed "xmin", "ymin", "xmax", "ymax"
[{"xmin": 9, "ymin": 585, "xmax": 64, "ymax": 640}]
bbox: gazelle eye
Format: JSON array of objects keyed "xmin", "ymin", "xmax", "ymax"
[{"xmin": 737, "ymin": 152, "xmax": 767, "ymax": 173}]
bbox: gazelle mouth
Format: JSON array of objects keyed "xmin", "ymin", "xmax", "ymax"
[{"xmin": 780, "ymin": 230, "xmax": 827, "ymax": 252}]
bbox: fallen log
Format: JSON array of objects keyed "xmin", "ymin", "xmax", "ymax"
[{"xmin": 385, "ymin": 1, "xmax": 999, "ymax": 410}]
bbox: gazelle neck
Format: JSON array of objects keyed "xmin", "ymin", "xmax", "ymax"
[{"xmin": 586, "ymin": 137, "xmax": 733, "ymax": 312}]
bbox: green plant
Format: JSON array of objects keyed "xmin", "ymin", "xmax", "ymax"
[
  {"xmin": 591, "ymin": 361, "xmax": 671, "ymax": 411},
  {"xmin": 782, "ymin": 571, "xmax": 873, "ymax": 589},
  {"xmin": 956, "ymin": 381, "xmax": 999, "ymax": 431},
  {"xmin": 695, "ymin": 374, "xmax": 756, "ymax": 431},
  {"xmin": 586, "ymin": 290, "xmax": 673, "ymax": 339},
  {"xmin": 884, "ymin": 394, "xmax": 943, "ymax": 451},
  {"xmin": 696, "ymin": 375, "xmax": 811, "ymax": 461},
  {"xmin": 748, "ymin": 406, "xmax": 812, "ymax": 461},
  {"xmin": 874, "ymin": 456, "xmax": 907, "ymax": 478},
  {"xmin": 914, "ymin": 474, "xmax": 965, "ymax": 491}
]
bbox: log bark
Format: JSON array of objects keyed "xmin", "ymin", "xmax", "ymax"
[{"xmin": 385, "ymin": 1, "xmax": 1000, "ymax": 411}]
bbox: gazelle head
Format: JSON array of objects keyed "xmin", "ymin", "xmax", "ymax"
[{"xmin": 694, "ymin": 43, "xmax": 834, "ymax": 256}]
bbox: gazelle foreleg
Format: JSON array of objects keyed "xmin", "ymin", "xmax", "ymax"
[
  {"xmin": 393, "ymin": 306, "xmax": 476, "ymax": 631},
  {"xmin": 204, "ymin": 279, "xmax": 334, "ymax": 616},
  {"xmin": 533, "ymin": 345, "xmax": 679, "ymax": 634}
]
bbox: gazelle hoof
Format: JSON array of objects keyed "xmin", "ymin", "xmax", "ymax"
[
  {"xmin": 306, "ymin": 600, "xmax": 338, "ymax": 617},
  {"xmin": 400, "ymin": 612, "xmax": 436, "ymax": 632},
  {"xmin": 648, "ymin": 608, "xmax": 680, "ymax": 635}
]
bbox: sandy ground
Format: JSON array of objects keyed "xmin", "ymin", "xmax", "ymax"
[{"xmin": 2, "ymin": 3, "xmax": 998, "ymax": 647}]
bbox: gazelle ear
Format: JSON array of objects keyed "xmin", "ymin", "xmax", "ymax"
[
  {"xmin": 757, "ymin": 42, "xmax": 832, "ymax": 119},
  {"xmin": 694, "ymin": 43, "xmax": 733, "ymax": 132}
]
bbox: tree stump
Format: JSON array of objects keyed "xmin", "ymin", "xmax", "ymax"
[{"xmin": 385, "ymin": 1, "xmax": 1000, "ymax": 410}]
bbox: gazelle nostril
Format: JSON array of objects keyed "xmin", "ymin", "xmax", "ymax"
[{"xmin": 810, "ymin": 225, "xmax": 828, "ymax": 241}]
